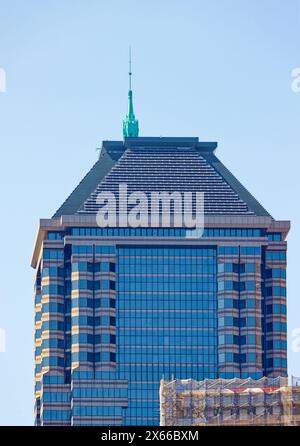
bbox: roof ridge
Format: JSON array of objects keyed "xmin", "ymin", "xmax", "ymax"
[
  {"xmin": 52, "ymin": 147, "xmax": 122, "ymax": 218},
  {"xmin": 78, "ymin": 146, "xmax": 130, "ymax": 211},
  {"xmin": 201, "ymin": 152, "xmax": 271, "ymax": 218}
]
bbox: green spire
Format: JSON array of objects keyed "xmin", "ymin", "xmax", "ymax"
[{"xmin": 123, "ymin": 47, "xmax": 139, "ymax": 138}]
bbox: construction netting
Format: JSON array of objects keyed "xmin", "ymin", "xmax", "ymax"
[{"xmin": 160, "ymin": 377, "xmax": 299, "ymax": 426}]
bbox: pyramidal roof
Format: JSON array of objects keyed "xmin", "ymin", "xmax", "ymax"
[{"xmin": 53, "ymin": 137, "xmax": 271, "ymax": 218}]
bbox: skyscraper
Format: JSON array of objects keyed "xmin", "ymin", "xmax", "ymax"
[{"xmin": 31, "ymin": 65, "xmax": 289, "ymax": 426}]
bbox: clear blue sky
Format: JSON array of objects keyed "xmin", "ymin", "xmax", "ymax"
[{"xmin": 0, "ymin": 0, "xmax": 299, "ymax": 425}]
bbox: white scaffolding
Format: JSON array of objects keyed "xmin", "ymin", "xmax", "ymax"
[{"xmin": 160, "ymin": 377, "xmax": 299, "ymax": 426}]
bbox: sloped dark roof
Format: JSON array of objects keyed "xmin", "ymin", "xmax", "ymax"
[
  {"xmin": 52, "ymin": 142, "xmax": 124, "ymax": 218},
  {"xmin": 53, "ymin": 137, "xmax": 271, "ymax": 218}
]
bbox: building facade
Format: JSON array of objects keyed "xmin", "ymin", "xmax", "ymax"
[{"xmin": 31, "ymin": 136, "xmax": 290, "ymax": 425}]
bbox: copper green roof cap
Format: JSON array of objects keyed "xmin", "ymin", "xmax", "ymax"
[{"xmin": 123, "ymin": 48, "xmax": 139, "ymax": 137}]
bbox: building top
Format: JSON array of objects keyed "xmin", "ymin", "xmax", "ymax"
[
  {"xmin": 160, "ymin": 376, "xmax": 288, "ymax": 390},
  {"xmin": 52, "ymin": 136, "xmax": 271, "ymax": 218}
]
